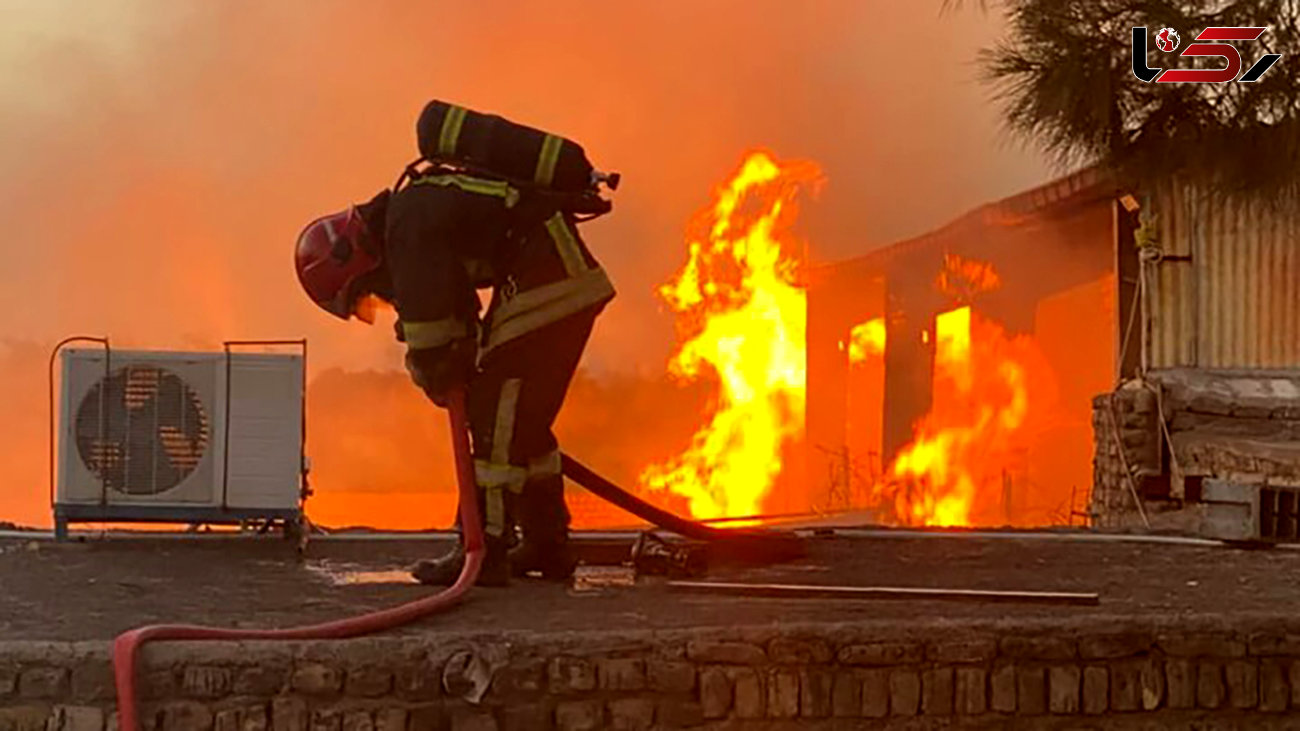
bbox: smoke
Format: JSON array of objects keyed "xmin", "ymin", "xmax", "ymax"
[
  {"xmin": 300, "ymin": 366, "xmax": 709, "ymax": 530},
  {"xmin": 0, "ymin": 1, "xmax": 1048, "ymax": 527},
  {"xmin": 0, "ymin": 341, "xmax": 50, "ymax": 528}
]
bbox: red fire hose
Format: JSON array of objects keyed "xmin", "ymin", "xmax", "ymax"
[
  {"xmin": 111, "ymin": 390, "xmax": 484, "ymax": 731},
  {"xmin": 110, "ymin": 395, "xmax": 805, "ymax": 731}
]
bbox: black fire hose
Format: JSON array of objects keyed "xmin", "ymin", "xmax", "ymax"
[{"xmin": 560, "ymin": 454, "xmax": 806, "ymax": 564}]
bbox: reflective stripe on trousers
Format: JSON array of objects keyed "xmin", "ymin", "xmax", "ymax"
[
  {"xmin": 472, "ymin": 388, "xmax": 566, "ymax": 536},
  {"xmin": 474, "ymin": 378, "xmax": 522, "ymax": 537},
  {"xmin": 526, "ymin": 449, "xmax": 562, "ymax": 480}
]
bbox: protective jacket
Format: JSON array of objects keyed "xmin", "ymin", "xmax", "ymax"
[{"xmin": 366, "ymin": 171, "xmax": 616, "ymax": 391}]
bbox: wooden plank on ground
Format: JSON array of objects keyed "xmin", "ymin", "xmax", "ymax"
[{"xmin": 667, "ymin": 580, "xmax": 1100, "ymax": 606}]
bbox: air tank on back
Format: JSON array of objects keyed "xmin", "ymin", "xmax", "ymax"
[{"xmin": 416, "ymin": 100, "xmax": 619, "ymax": 194}]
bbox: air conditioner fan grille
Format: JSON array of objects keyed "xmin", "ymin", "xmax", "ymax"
[{"xmin": 74, "ymin": 365, "xmax": 210, "ymax": 495}]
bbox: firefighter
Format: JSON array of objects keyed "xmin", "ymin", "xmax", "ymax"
[{"xmin": 293, "ymin": 167, "xmax": 615, "ymax": 587}]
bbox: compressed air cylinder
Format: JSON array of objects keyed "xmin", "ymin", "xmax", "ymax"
[{"xmin": 417, "ymin": 100, "xmax": 596, "ymax": 193}]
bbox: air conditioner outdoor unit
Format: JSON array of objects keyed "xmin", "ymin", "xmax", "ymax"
[{"xmin": 53, "ymin": 344, "xmax": 306, "ymax": 538}]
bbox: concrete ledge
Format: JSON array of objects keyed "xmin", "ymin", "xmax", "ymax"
[{"xmin": 8, "ymin": 614, "xmax": 1300, "ymax": 730}]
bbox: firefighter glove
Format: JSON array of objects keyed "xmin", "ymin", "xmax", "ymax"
[{"xmin": 406, "ymin": 337, "xmax": 478, "ymax": 407}]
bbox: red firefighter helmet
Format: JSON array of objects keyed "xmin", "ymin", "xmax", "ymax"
[{"xmin": 294, "ymin": 206, "xmax": 381, "ymax": 320}]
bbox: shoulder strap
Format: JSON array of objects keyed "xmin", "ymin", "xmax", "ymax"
[
  {"xmin": 392, "ymin": 158, "xmax": 611, "ymax": 222},
  {"xmin": 408, "ymin": 173, "xmax": 520, "ymax": 208}
]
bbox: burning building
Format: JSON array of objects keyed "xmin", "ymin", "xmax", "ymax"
[
  {"xmin": 805, "ymin": 166, "xmax": 1300, "ymax": 537},
  {"xmin": 807, "ymin": 168, "xmax": 1118, "ymax": 528}
]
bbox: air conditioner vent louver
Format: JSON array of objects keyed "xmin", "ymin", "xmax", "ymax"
[{"xmin": 73, "ymin": 365, "xmax": 210, "ymax": 495}]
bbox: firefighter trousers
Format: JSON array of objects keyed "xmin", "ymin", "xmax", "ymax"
[{"xmin": 465, "ymin": 306, "xmax": 599, "ymax": 543}]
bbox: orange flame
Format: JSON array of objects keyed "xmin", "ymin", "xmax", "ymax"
[
  {"xmin": 936, "ymin": 253, "xmax": 1001, "ymax": 300},
  {"xmin": 935, "ymin": 307, "xmax": 971, "ymax": 393},
  {"xmin": 872, "ymin": 258, "xmax": 1053, "ymax": 527},
  {"xmin": 846, "ymin": 317, "xmax": 886, "ymax": 364},
  {"xmin": 639, "ymin": 151, "xmax": 821, "ymax": 520}
]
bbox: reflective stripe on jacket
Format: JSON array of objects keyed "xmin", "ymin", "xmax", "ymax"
[{"xmin": 385, "ymin": 173, "xmax": 614, "ymax": 366}]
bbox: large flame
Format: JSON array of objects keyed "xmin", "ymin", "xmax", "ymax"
[
  {"xmin": 639, "ymin": 151, "xmax": 821, "ymax": 520},
  {"xmin": 863, "ymin": 255, "xmax": 1054, "ymax": 527},
  {"xmin": 846, "ymin": 317, "xmax": 886, "ymax": 364}
]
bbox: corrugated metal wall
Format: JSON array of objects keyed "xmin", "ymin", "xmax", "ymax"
[{"xmin": 1147, "ymin": 185, "xmax": 1300, "ymax": 370}]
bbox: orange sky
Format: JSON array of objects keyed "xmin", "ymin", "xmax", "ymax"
[{"xmin": 0, "ymin": 1, "xmax": 1052, "ymax": 527}]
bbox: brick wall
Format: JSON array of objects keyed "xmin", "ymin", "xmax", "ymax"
[
  {"xmin": 8, "ymin": 617, "xmax": 1300, "ymax": 730},
  {"xmin": 1091, "ymin": 370, "xmax": 1300, "ymax": 532},
  {"xmin": 1090, "ymin": 385, "xmax": 1160, "ymax": 529}
]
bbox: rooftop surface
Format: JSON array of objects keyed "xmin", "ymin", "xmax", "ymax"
[{"xmin": 2, "ymin": 529, "xmax": 1296, "ymax": 642}]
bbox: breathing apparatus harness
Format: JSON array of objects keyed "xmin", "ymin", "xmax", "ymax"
[{"xmin": 392, "ymin": 156, "xmax": 619, "ymax": 222}]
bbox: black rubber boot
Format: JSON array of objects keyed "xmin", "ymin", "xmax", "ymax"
[
  {"xmin": 509, "ymin": 538, "xmax": 575, "ymax": 581},
  {"xmin": 411, "ymin": 536, "xmax": 511, "ymax": 587},
  {"xmin": 510, "ymin": 474, "xmax": 575, "ymax": 581}
]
